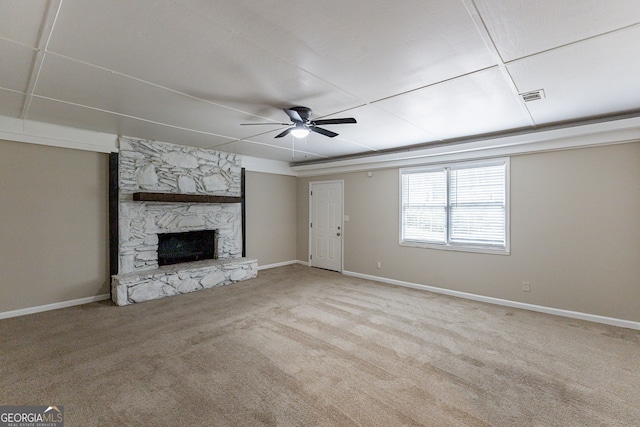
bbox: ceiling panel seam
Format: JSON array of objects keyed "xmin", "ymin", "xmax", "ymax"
[
  {"xmin": 21, "ymin": 0, "xmax": 62, "ymax": 120},
  {"xmin": 462, "ymin": 0, "xmax": 535, "ymax": 127},
  {"xmin": 39, "ymin": 51, "xmax": 278, "ymax": 123},
  {"xmin": 31, "ymin": 93, "xmax": 329, "ymax": 158},
  {"xmin": 210, "ymin": 138, "xmax": 327, "ymax": 159},
  {"xmin": 503, "ymin": 21, "xmax": 640, "ymax": 64},
  {"xmin": 369, "ymin": 65, "xmax": 507, "ymax": 141},
  {"xmin": 368, "ymin": 64, "xmax": 497, "ymax": 106},
  {"xmin": 0, "ymin": 87, "xmax": 26, "ymax": 95},
  {"xmin": 0, "ymin": 36, "xmax": 37, "ymax": 50},
  {"xmin": 169, "ymin": 1, "xmax": 370, "ymax": 111},
  {"xmin": 32, "ymin": 94, "xmax": 234, "ymax": 141}
]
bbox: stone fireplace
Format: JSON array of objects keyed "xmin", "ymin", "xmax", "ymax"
[{"xmin": 111, "ymin": 137, "xmax": 257, "ymax": 305}]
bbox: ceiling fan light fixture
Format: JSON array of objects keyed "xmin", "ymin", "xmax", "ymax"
[{"xmin": 291, "ymin": 126, "xmax": 310, "ymax": 138}]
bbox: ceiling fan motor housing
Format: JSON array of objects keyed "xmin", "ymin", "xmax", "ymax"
[{"xmin": 288, "ymin": 106, "xmax": 312, "ymax": 122}]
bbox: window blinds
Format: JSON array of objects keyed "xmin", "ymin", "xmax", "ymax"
[
  {"xmin": 401, "ymin": 169, "xmax": 447, "ymax": 243},
  {"xmin": 401, "ymin": 160, "xmax": 506, "ymax": 250},
  {"xmin": 449, "ymin": 164, "xmax": 505, "ymax": 246}
]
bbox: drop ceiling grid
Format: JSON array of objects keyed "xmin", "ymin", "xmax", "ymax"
[
  {"xmin": 25, "ymin": 94, "xmax": 357, "ymax": 162},
  {"xmin": 474, "ymin": 0, "xmax": 640, "ymax": 62},
  {"xmin": 30, "ymin": 0, "xmax": 378, "ymax": 159},
  {"xmin": 29, "ymin": 52, "xmax": 375, "ymax": 160},
  {"xmin": 25, "ymin": 96, "xmax": 236, "ymax": 150},
  {"xmin": 507, "ymin": 25, "xmax": 640, "ymax": 125},
  {"xmin": 210, "ymin": 139, "xmax": 327, "ymax": 163},
  {"xmin": 0, "ymin": 0, "xmax": 639, "ymax": 162},
  {"xmin": 373, "ymin": 67, "xmax": 532, "ymax": 141},
  {"xmin": 177, "ymin": 0, "xmax": 500, "ymax": 103},
  {"xmin": 32, "ymin": 54, "xmax": 251, "ymax": 138},
  {"xmin": 322, "ymin": 104, "xmax": 441, "ymax": 151},
  {"xmin": 45, "ymin": 0, "xmax": 365, "ymax": 121}
]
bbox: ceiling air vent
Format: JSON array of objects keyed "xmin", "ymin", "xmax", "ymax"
[{"xmin": 520, "ymin": 89, "xmax": 545, "ymax": 102}]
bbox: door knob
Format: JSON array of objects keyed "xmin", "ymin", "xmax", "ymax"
[{"xmin": 337, "ymin": 232, "xmax": 341, "ymax": 236}]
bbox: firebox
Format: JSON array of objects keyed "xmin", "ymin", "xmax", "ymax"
[{"xmin": 157, "ymin": 230, "xmax": 217, "ymax": 266}]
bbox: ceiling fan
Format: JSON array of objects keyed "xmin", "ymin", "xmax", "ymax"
[{"xmin": 241, "ymin": 106, "xmax": 357, "ymax": 138}]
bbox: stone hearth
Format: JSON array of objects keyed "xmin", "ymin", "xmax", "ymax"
[{"xmin": 112, "ymin": 258, "xmax": 257, "ymax": 305}]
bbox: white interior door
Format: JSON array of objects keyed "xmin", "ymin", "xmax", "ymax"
[{"xmin": 309, "ymin": 181, "xmax": 343, "ymax": 272}]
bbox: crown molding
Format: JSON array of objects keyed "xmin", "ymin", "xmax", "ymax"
[
  {"xmin": 241, "ymin": 154, "xmax": 296, "ymax": 176},
  {"xmin": 292, "ymin": 116, "xmax": 640, "ymax": 176},
  {"xmin": 3, "ymin": 114, "xmax": 638, "ymax": 175},
  {"xmin": 0, "ymin": 115, "xmax": 118, "ymax": 153}
]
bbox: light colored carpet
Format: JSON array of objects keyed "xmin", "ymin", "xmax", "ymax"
[{"xmin": 1, "ymin": 264, "xmax": 639, "ymax": 426}]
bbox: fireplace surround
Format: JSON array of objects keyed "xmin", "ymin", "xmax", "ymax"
[{"xmin": 110, "ymin": 137, "xmax": 257, "ymax": 305}]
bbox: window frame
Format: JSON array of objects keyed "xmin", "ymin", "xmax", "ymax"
[{"xmin": 399, "ymin": 158, "xmax": 510, "ymax": 255}]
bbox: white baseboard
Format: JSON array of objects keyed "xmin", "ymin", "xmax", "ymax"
[
  {"xmin": 343, "ymin": 270, "xmax": 640, "ymax": 331},
  {"xmin": 0, "ymin": 294, "xmax": 111, "ymax": 320},
  {"xmin": 257, "ymin": 260, "xmax": 303, "ymax": 270},
  {"xmin": 9, "ymin": 269, "xmax": 635, "ymax": 331}
]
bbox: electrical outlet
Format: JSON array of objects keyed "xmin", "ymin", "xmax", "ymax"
[
  {"xmin": 522, "ymin": 281, "xmax": 531, "ymax": 292},
  {"xmin": 377, "ymin": 261, "xmax": 382, "ymax": 269}
]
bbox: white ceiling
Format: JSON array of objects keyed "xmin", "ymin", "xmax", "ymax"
[{"xmin": 1, "ymin": 0, "xmax": 639, "ymax": 164}]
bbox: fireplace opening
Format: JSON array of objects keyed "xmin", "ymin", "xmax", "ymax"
[{"xmin": 157, "ymin": 230, "xmax": 217, "ymax": 266}]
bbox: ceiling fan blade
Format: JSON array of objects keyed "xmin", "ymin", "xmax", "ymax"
[
  {"xmin": 283, "ymin": 108, "xmax": 304, "ymax": 123},
  {"xmin": 311, "ymin": 117, "xmax": 357, "ymax": 126},
  {"xmin": 310, "ymin": 126, "xmax": 338, "ymax": 138},
  {"xmin": 240, "ymin": 122, "xmax": 288, "ymax": 126},
  {"xmin": 274, "ymin": 127, "xmax": 294, "ymax": 138}
]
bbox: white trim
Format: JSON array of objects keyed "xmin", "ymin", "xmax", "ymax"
[
  {"xmin": 0, "ymin": 294, "xmax": 111, "ymax": 320},
  {"xmin": 399, "ymin": 241, "xmax": 510, "ymax": 255},
  {"xmin": 292, "ymin": 116, "xmax": 640, "ymax": 176},
  {"xmin": 0, "ymin": 115, "xmax": 118, "ymax": 153},
  {"xmin": 342, "ymin": 270, "xmax": 640, "ymax": 331},
  {"xmin": 257, "ymin": 260, "xmax": 300, "ymax": 270},
  {"xmin": 241, "ymin": 154, "xmax": 295, "ymax": 176}
]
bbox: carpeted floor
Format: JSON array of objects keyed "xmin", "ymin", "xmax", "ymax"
[{"xmin": 1, "ymin": 264, "xmax": 639, "ymax": 426}]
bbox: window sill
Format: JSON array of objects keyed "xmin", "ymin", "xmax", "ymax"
[{"xmin": 400, "ymin": 240, "xmax": 510, "ymax": 255}]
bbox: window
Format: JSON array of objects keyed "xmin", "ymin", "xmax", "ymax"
[{"xmin": 400, "ymin": 158, "xmax": 509, "ymax": 254}]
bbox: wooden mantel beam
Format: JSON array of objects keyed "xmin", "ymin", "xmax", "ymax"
[{"xmin": 132, "ymin": 192, "xmax": 242, "ymax": 204}]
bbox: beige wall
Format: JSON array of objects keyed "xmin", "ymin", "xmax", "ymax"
[
  {"xmin": 245, "ymin": 171, "xmax": 297, "ymax": 267},
  {"xmin": 2, "ymin": 137, "xmax": 638, "ymax": 323},
  {"xmin": 297, "ymin": 142, "xmax": 640, "ymax": 322},
  {"xmin": 0, "ymin": 140, "xmax": 110, "ymax": 312},
  {"xmin": 0, "ymin": 144, "xmax": 297, "ymax": 314}
]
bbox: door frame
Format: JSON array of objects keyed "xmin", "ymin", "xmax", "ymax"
[{"xmin": 308, "ymin": 179, "xmax": 344, "ymax": 272}]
